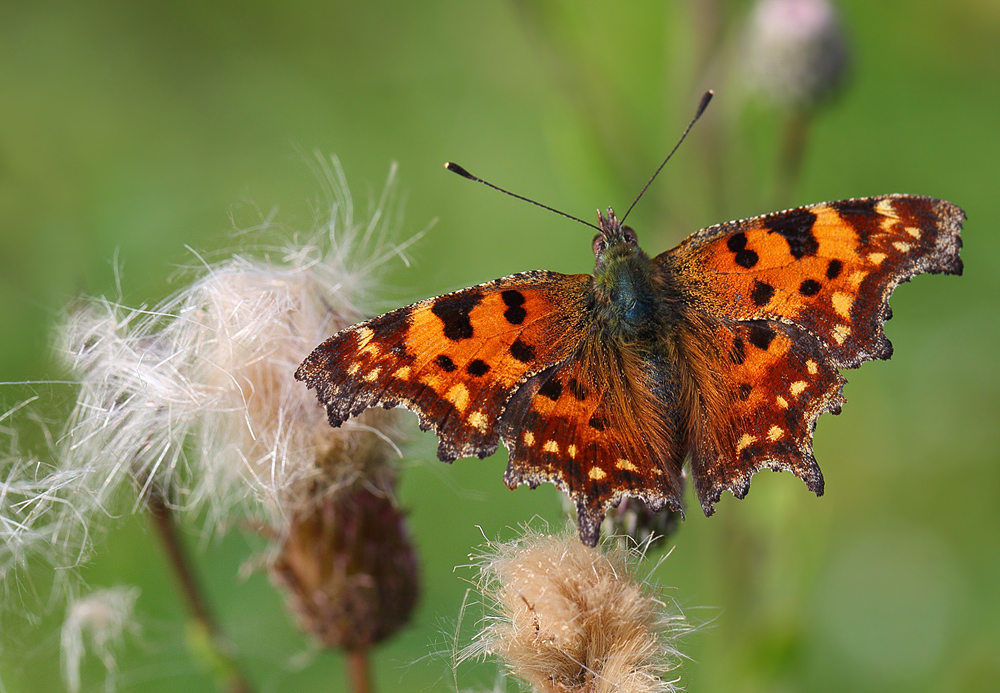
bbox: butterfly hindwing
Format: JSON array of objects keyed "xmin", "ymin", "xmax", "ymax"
[
  {"xmin": 688, "ymin": 318, "xmax": 846, "ymax": 512},
  {"xmin": 296, "ymin": 270, "xmax": 592, "ymax": 461},
  {"xmin": 662, "ymin": 195, "xmax": 964, "ymax": 368},
  {"xmin": 499, "ymin": 344, "xmax": 686, "ymax": 546}
]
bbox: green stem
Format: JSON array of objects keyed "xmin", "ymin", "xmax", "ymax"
[{"xmin": 774, "ymin": 110, "xmax": 810, "ymax": 207}]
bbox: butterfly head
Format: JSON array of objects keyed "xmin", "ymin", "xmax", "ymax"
[
  {"xmin": 591, "ymin": 208, "xmax": 659, "ymax": 331},
  {"xmin": 592, "ymin": 208, "xmax": 642, "ymax": 268}
]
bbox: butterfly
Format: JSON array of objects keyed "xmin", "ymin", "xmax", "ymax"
[{"xmin": 296, "ymin": 185, "xmax": 963, "ymax": 546}]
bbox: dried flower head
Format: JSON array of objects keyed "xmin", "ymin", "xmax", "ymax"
[
  {"xmin": 3, "ymin": 155, "xmax": 424, "ymax": 685},
  {"xmin": 743, "ymin": 0, "xmax": 850, "ymax": 111},
  {"xmin": 2, "ymin": 155, "xmax": 418, "ymax": 572},
  {"xmin": 60, "ymin": 586, "xmax": 140, "ymax": 693},
  {"xmin": 57, "ymin": 156, "xmax": 413, "ymax": 527},
  {"xmin": 461, "ymin": 530, "xmax": 690, "ymax": 693}
]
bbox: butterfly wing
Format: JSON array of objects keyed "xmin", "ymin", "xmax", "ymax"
[
  {"xmin": 659, "ymin": 194, "xmax": 964, "ymax": 510},
  {"xmin": 296, "ymin": 270, "xmax": 592, "ymax": 462},
  {"xmin": 499, "ymin": 341, "xmax": 687, "ymax": 546},
  {"xmin": 663, "ymin": 195, "xmax": 964, "ymax": 367}
]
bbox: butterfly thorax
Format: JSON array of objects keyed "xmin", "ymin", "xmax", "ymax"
[{"xmin": 590, "ymin": 209, "xmax": 665, "ymax": 337}]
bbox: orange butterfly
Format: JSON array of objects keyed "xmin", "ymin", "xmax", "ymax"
[{"xmin": 297, "ymin": 180, "xmax": 963, "ymax": 545}]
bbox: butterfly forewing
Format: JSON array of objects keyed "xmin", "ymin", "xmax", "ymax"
[
  {"xmin": 662, "ymin": 195, "xmax": 964, "ymax": 368},
  {"xmin": 296, "ymin": 270, "xmax": 592, "ymax": 462}
]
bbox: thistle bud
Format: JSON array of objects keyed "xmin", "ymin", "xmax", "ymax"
[
  {"xmin": 270, "ymin": 483, "xmax": 419, "ymax": 650},
  {"xmin": 603, "ymin": 497, "xmax": 682, "ymax": 550},
  {"xmin": 743, "ymin": 0, "xmax": 850, "ymax": 111}
]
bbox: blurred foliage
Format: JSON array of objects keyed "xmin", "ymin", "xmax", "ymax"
[{"xmin": 1, "ymin": 1, "xmax": 998, "ymax": 691}]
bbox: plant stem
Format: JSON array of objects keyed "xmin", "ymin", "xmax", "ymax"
[
  {"xmin": 775, "ymin": 110, "xmax": 810, "ymax": 207},
  {"xmin": 346, "ymin": 648, "xmax": 374, "ymax": 693},
  {"xmin": 147, "ymin": 489, "xmax": 255, "ymax": 693}
]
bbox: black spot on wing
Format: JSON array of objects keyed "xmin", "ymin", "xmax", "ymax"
[
  {"xmin": 766, "ymin": 208, "xmax": 819, "ymax": 259},
  {"xmin": 752, "ymin": 281, "xmax": 775, "ymax": 306},
  {"xmin": 467, "ymin": 359, "xmax": 490, "ymax": 376},
  {"xmin": 431, "ymin": 290, "xmax": 482, "ymax": 341},
  {"xmin": 435, "ymin": 354, "xmax": 457, "ymax": 372},
  {"xmin": 501, "ymin": 289, "xmax": 527, "ymax": 325},
  {"xmin": 588, "ymin": 416, "xmax": 605, "ymax": 431},
  {"xmin": 747, "ymin": 323, "xmax": 776, "ymax": 351},
  {"xmin": 510, "ymin": 338, "xmax": 536, "ymax": 363},
  {"xmin": 799, "ymin": 279, "xmax": 821, "ymax": 296},
  {"xmin": 738, "ymin": 383, "xmax": 753, "ymax": 400},
  {"xmin": 826, "ymin": 259, "xmax": 843, "ymax": 279},
  {"xmin": 538, "ymin": 377, "xmax": 563, "ymax": 401},
  {"xmin": 727, "ymin": 232, "xmax": 759, "ymax": 269}
]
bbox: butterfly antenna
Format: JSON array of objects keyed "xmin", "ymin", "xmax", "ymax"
[
  {"xmin": 621, "ymin": 90, "xmax": 714, "ymax": 223},
  {"xmin": 444, "ymin": 162, "xmax": 600, "ymax": 231}
]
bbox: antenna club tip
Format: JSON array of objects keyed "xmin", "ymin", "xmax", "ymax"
[
  {"xmin": 696, "ymin": 90, "xmax": 714, "ymax": 117},
  {"xmin": 444, "ymin": 162, "xmax": 474, "ymax": 179}
]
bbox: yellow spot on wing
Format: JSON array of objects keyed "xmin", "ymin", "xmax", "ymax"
[
  {"xmin": 768, "ymin": 425, "xmax": 784, "ymax": 441},
  {"xmin": 588, "ymin": 467, "xmax": 607, "ymax": 480},
  {"xmin": 849, "ymin": 271, "xmax": 867, "ymax": 287},
  {"xmin": 831, "ymin": 291, "xmax": 852, "ymax": 318},
  {"xmin": 446, "ymin": 383, "xmax": 470, "ymax": 413},
  {"xmin": 523, "ymin": 431, "xmax": 535, "ymax": 446},
  {"xmin": 347, "ymin": 362, "xmax": 360, "ymax": 376},
  {"xmin": 868, "ymin": 252, "xmax": 887, "ymax": 265},
  {"xmin": 906, "ymin": 226, "xmax": 922, "ymax": 239},
  {"xmin": 543, "ymin": 440, "xmax": 560, "ymax": 454},
  {"xmin": 790, "ymin": 381, "xmax": 807, "ymax": 396},
  {"xmin": 356, "ymin": 327, "xmax": 380, "ymax": 356},
  {"xmin": 806, "ymin": 359, "xmax": 818, "ymax": 375},
  {"xmin": 393, "ymin": 366, "xmax": 411, "ymax": 379},
  {"xmin": 776, "ymin": 395, "xmax": 789, "ymax": 409},
  {"xmin": 363, "ymin": 367, "xmax": 381, "ymax": 382},
  {"xmin": 893, "ymin": 241, "xmax": 911, "ymax": 253},
  {"xmin": 567, "ymin": 444, "xmax": 577, "ymax": 458},
  {"xmin": 468, "ymin": 411, "xmax": 488, "ymax": 433},
  {"xmin": 616, "ymin": 459, "xmax": 637, "ymax": 471},
  {"xmin": 833, "ymin": 324, "xmax": 851, "ymax": 345},
  {"xmin": 736, "ymin": 434, "xmax": 755, "ymax": 453}
]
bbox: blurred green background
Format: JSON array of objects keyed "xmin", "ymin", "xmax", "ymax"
[{"xmin": 2, "ymin": 1, "xmax": 998, "ymax": 691}]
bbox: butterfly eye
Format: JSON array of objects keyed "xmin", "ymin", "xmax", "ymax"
[
  {"xmin": 622, "ymin": 226, "xmax": 638, "ymax": 244},
  {"xmin": 592, "ymin": 234, "xmax": 607, "ymax": 256}
]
